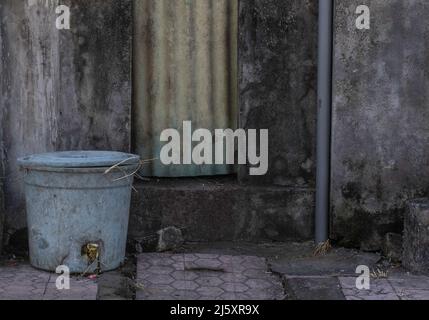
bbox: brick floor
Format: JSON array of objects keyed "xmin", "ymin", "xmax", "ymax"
[
  {"xmin": 1, "ymin": 243, "xmax": 429, "ymax": 300},
  {"xmin": 136, "ymin": 253, "xmax": 285, "ymax": 300},
  {"xmin": 0, "ymin": 263, "xmax": 97, "ymax": 300},
  {"xmin": 338, "ymin": 276, "xmax": 429, "ymax": 300},
  {"xmin": 339, "ymin": 277, "xmax": 399, "ymax": 300}
]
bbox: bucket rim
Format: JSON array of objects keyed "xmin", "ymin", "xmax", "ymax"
[{"xmin": 18, "ymin": 150, "xmax": 140, "ymax": 169}]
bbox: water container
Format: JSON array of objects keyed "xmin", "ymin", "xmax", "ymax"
[{"xmin": 18, "ymin": 151, "xmax": 140, "ymax": 273}]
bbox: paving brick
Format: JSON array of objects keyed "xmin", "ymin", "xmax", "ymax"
[
  {"xmin": 187, "ymin": 258, "xmax": 223, "ymax": 270},
  {"xmin": 172, "ymin": 255, "xmax": 185, "ymax": 262},
  {"xmin": 218, "ymin": 292, "xmax": 250, "ymax": 300},
  {"xmin": 196, "ymin": 276, "xmax": 224, "ymax": 287},
  {"xmin": 147, "ymin": 266, "xmax": 174, "ymax": 275},
  {"xmin": 150, "ymin": 258, "xmax": 176, "ymax": 267},
  {"xmin": 221, "ymin": 282, "xmax": 249, "ymax": 293},
  {"xmin": 147, "ymin": 274, "xmax": 175, "ymax": 285},
  {"xmin": 171, "ymin": 270, "xmax": 199, "ymax": 281},
  {"xmin": 388, "ymin": 274, "xmax": 429, "ymax": 300},
  {"xmin": 45, "ymin": 276, "xmax": 97, "ymax": 301},
  {"xmin": 171, "ymin": 280, "xmax": 199, "ymax": 290},
  {"xmin": 246, "ymin": 289, "xmax": 276, "ymax": 300},
  {"xmin": 171, "ymin": 290, "xmax": 201, "ymax": 300},
  {"xmin": 220, "ymin": 273, "xmax": 249, "ymax": 283},
  {"xmin": 388, "ymin": 275, "xmax": 429, "ymax": 290},
  {"xmin": 184, "ymin": 254, "xmax": 199, "ymax": 262},
  {"xmin": 339, "ymin": 277, "xmax": 399, "ymax": 301},
  {"xmin": 136, "ymin": 253, "xmax": 285, "ymax": 300},
  {"xmin": 284, "ymin": 277, "xmax": 345, "ymax": 300},
  {"xmin": 246, "ymin": 279, "xmax": 272, "ymax": 290},
  {"xmin": 243, "ymin": 268, "xmax": 270, "ymax": 278},
  {"xmin": 197, "ymin": 286, "xmax": 225, "ymax": 298},
  {"xmin": 139, "ymin": 284, "xmax": 175, "ymax": 299},
  {"xmin": 395, "ymin": 289, "xmax": 429, "ymax": 300},
  {"xmin": 196, "ymin": 254, "xmax": 219, "ymax": 259},
  {"xmin": 0, "ymin": 263, "xmax": 96, "ymax": 300},
  {"xmin": 241, "ymin": 256, "xmax": 267, "ymax": 269}
]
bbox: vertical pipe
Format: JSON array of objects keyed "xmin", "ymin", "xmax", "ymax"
[{"xmin": 315, "ymin": 0, "xmax": 333, "ymax": 244}]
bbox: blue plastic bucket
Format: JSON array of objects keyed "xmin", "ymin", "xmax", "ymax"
[{"xmin": 18, "ymin": 151, "xmax": 140, "ymax": 273}]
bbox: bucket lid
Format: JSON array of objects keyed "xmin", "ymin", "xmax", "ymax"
[{"xmin": 18, "ymin": 151, "xmax": 140, "ymax": 169}]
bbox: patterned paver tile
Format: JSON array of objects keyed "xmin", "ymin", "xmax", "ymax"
[
  {"xmin": 44, "ymin": 276, "xmax": 97, "ymax": 300},
  {"xmin": 394, "ymin": 289, "xmax": 429, "ymax": 300},
  {"xmin": 136, "ymin": 253, "xmax": 285, "ymax": 301},
  {"xmin": 171, "ymin": 280, "xmax": 200, "ymax": 291},
  {"xmin": 196, "ymin": 286, "xmax": 225, "ymax": 298},
  {"xmin": 339, "ymin": 277, "xmax": 399, "ymax": 300},
  {"xmin": 221, "ymin": 282, "xmax": 249, "ymax": 293},
  {"xmin": 196, "ymin": 276, "xmax": 224, "ymax": 287},
  {"xmin": 388, "ymin": 275, "xmax": 429, "ymax": 291},
  {"xmin": 0, "ymin": 264, "xmax": 50, "ymax": 300},
  {"xmin": 0, "ymin": 262, "xmax": 97, "ymax": 300},
  {"xmin": 388, "ymin": 275, "xmax": 429, "ymax": 300}
]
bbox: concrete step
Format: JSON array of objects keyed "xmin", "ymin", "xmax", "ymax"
[{"xmin": 129, "ymin": 177, "xmax": 315, "ymax": 243}]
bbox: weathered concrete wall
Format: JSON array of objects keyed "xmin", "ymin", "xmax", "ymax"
[
  {"xmin": 0, "ymin": 158, "xmax": 4, "ymax": 253},
  {"xmin": 331, "ymin": 0, "xmax": 429, "ymax": 250},
  {"xmin": 129, "ymin": 179, "xmax": 314, "ymax": 243},
  {"xmin": 238, "ymin": 0, "xmax": 318, "ymax": 187},
  {"xmin": 0, "ymin": 0, "xmax": 132, "ymax": 236},
  {"xmin": 4, "ymin": 0, "xmax": 427, "ymax": 251},
  {"xmin": 235, "ymin": 0, "xmax": 317, "ymax": 242},
  {"xmin": 0, "ymin": 14, "xmax": 4, "ymax": 251}
]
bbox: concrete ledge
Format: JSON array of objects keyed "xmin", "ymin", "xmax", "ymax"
[{"xmin": 129, "ymin": 177, "xmax": 315, "ymax": 242}]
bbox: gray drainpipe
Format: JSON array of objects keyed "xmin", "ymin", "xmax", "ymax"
[{"xmin": 315, "ymin": 0, "xmax": 334, "ymax": 244}]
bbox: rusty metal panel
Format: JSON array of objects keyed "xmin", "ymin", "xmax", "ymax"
[{"xmin": 133, "ymin": 0, "xmax": 238, "ymax": 177}]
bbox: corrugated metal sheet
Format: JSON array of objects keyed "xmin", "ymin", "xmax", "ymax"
[{"xmin": 133, "ymin": 0, "xmax": 238, "ymax": 177}]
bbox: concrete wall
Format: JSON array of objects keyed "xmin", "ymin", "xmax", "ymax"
[
  {"xmin": 331, "ymin": 0, "xmax": 429, "ymax": 250},
  {"xmin": 232, "ymin": 0, "xmax": 318, "ymax": 241},
  {"xmin": 128, "ymin": 0, "xmax": 318, "ymax": 244},
  {"xmin": 0, "ymin": 0, "xmax": 132, "ymax": 238},
  {"xmin": 2, "ymin": 0, "xmax": 428, "ymax": 250},
  {"xmin": 0, "ymin": 0, "xmax": 319, "ymax": 248},
  {"xmin": 0, "ymin": 15, "xmax": 4, "ymax": 250},
  {"xmin": 0, "ymin": 156, "xmax": 4, "ymax": 252},
  {"xmin": 239, "ymin": 0, "xmax": 318, "ymax": 187}
]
